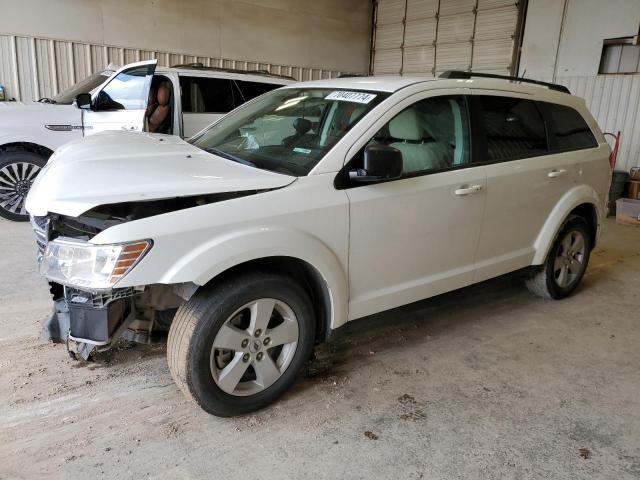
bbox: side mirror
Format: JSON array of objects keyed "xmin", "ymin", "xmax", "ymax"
[
  {"xmin": 75, "ymin": 93, "xmax": 92, "ymax": 110},
  {"xmin": 349, "ymin": 144, "xmax": 403, "ymax": 183}
]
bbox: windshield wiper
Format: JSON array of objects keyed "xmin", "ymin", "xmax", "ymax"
[
  {"xmin": 38, "ymin": 97, "xmax": 57, "ymax": 104},
  {"xmin": 205, "ymin": 147, "xmax": 256, "ymax": 168}
]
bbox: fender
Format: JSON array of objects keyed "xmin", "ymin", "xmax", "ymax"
[
  {"xmin": 532, "ymin": 184, "xmax": 603, "ymax": 265},
  {"xmin": 0, "ymin": 132, "xmax": 66, "ymax": 155},
  {"xmin": 118, "ymin": 226, "xmax": 349, "ymax": 331}
]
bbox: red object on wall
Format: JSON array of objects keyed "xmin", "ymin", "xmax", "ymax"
[{"xmin": 604, "ymin": 131, "xmax": 621, "ymax": 170}]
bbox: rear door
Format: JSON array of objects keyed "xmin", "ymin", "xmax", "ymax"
[
  {"xmin": 471, "ymin": 92, "xmax": 578, "ymax": 282},
  {"xmin": 83, "ymin": 60, "xmax": 157, "ymax": 136},
  {"xmin": 179, "ymin": 75, "xmax": 243, "ymax": 137}
]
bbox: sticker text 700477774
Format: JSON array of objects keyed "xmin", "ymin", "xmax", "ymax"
[{"xmin": 324, "ymin": 91, "xmax": 377, "ymax": 104}]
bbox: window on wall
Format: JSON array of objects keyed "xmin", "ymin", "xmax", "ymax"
[{"xmin": 599, "ymin": 37, "xmax": 640, "ymax": 74}]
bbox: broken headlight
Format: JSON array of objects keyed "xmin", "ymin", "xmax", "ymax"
[{"xmin": 40, "ymin": 238, "xmax": 151, "ymax": 290}]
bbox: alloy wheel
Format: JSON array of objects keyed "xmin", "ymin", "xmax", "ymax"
[
  {"xmin": 210, "ymin": 298, "xmax": 299, "ymax": 396},
  {"xmin": 553, "ymin": 230, "xmax": 586, "ymax": 288},
  {"xmin": 0, "ymin": 161, "xmax": 41, "ymax": 218}
]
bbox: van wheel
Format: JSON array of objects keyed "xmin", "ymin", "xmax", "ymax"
[
  {"xmin": 525, "ymin": 215, "xmax": 592, "ymax": 299},
  {"xmin": 167, "ymin": 272, "xmax": 315, "ymax": 417},
  {"xmin": 0, "ymin": 151, "xmax": 47, "ymax": 221}
]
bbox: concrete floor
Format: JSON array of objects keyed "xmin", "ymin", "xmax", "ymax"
[{"xmin": 1, "ymin": 218, "xmax": 639, "ymax": 479}]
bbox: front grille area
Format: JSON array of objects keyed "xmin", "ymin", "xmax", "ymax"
[{"xmin": 65, "ymin": 286, "xmax": 135, "ymax": 308}]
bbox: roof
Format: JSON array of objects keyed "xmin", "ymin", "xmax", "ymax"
[
  {"xmin": 281, "ymin": 75, "xmax": 578, "ymax": 103},
  {"xmin": 282, "ymin": 76, "xmax": 435, "ymax": 93},
  {"xmin": 155, "ymin": 65, "xmax": 294, "ymax": 84}
]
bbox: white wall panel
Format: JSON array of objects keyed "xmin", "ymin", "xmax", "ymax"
[
  {"xmin": 0, "ymin": 33, "xmax": 345, "ymax": 101},
  {"xmin": 551, "ymin": 74, "xmax": 640, "ymax": 172}
]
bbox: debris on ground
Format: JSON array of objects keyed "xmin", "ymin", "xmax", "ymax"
[
  {"xmin": 398, "ymin": 393, "xmax": 416, "ymax": 404},
  {"xmin": 579, "ymin": 448, "xmax": 591, "ymax": 459},
  {"xmin": 364, "ymin": 431, "xmax": 379, "ymax": 440}
]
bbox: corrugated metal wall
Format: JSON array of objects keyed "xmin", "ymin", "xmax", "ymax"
[
  {"xmin": 0, "ymin": 34, "xmax": 344, "ymax": 102},
  {"xmin": 551, "ymin": 75, "xmax": 640, "ymax": 172}
]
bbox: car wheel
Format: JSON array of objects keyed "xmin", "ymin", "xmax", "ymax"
[
  {"xmin": 0, "ymin": 151, "xmax": 47, "ymax": 222},
  {"xmin": 167, "ymin": 271, "xmax": 315, "ymax": 417},
  {"xmin": 525, "ymin": 215, "xmax": 592, "ymax": 299}
]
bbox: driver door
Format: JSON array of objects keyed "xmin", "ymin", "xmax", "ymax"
[
  {"xmin": 83, "ymin": 60, "xmax": 157, "ymax": 136},
  {"xmin": 345, "ymin": 90, "xmax": 487, "ymax": 320}
]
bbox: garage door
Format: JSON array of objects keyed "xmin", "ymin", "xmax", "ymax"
[{"xmin": 372, "ymin": 0, "xmax": 523, "ymax": 76}]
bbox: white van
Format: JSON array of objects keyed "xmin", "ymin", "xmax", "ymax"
[
  {"xmin": 27, "ymin": 72, "xmax": 611, "ymax": 416},
  {"xmin": 0, "ymin": 60, "xmax": 292, "ymax": 221}
]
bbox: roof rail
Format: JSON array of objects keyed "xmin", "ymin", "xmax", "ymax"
[
  {"xmin": 439, "ymin": 70, "xmax": 570, "ymax": 94},
  {"xmin": 169, "ymin": 63, "xmax": 295, "ymax": 81}
]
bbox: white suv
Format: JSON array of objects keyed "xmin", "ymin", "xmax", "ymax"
[
  {"xmin": 26, "ymin": 72, "xmax": 611, "ymax": 416},
  {"xmin": 0, "ymin": 60, "xmax": 292, "ymax": 221}
]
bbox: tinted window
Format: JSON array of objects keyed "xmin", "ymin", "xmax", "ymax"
[
  {"xmin": 358, "ymin": 96, "xmax": 470, "ymax": 176},
  {"xmin": 95, "ymin": 64, "xmax": 154, "ymax": 111},
  {"xmin": 540, "ymin": 102, "xmax": 598, "ymax": 151},
  {"xmin": 479, "ymin": 96, "xmax": 547, "ymax": 161},
  {"xmin": 179, "ymin": 76, "xmax": 240, "ymax": 113},
  {"xmin": 237, "ymin": 81, "xmax": 281, "ymax": 101}
]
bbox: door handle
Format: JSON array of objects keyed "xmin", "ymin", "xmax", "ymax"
[
  {"xmin": 454, "ymin": 184, "xmax": 483, "ymax": 196},
  {"xmin": 547, "ymin": 169, "xmax": 567, "ymax": 178}
]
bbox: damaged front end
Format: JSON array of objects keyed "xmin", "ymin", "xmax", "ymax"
[{"xmin": 31, "ymin": 212, "xmax": 195, "ymax": 360}]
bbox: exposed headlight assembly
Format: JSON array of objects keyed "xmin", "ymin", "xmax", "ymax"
[{"xmin": 40, "ymin": 238, "xmax": 151, "ymax": 290}]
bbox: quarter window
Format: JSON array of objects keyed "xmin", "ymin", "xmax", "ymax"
[
  {"xmin": 539, "ymin": 102, "xmax": 598, "ymax": 151},
  {"xmin": 179, "ymin": 76, "xmax": 241, "ymax": 113},
  {"xmin": 362, "ymin": 96, "xmax": 470, "ymax": 176},
  {"xmin": 478, "ymin": 96, "xmax": 547, "ymax": 161}
]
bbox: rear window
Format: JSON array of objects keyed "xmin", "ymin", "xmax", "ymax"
[
  {"xmin": 179, "ymin": 76, "xmax": 241, "ymax": 113},
  {"xmin": 478, "ymin": 96, "xmax": 548, "ymax": 161},
  {"xmin": 236, "ymin": 80, "xmax": 282, "ymax": 102},
  {"xmin": 539, "ymin": 102, "xmax": 598, "ymax": 151}
]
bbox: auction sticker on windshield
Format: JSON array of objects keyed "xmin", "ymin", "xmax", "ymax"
[{"xmin": 325, "ymin": 91, "xmax": 377, "ymax": 104}]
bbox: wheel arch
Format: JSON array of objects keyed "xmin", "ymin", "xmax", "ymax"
[
  {"xmin": 198, "ymin": 256, "xmax": 335, "ymax": 344},
  {"xmin": 532, "ymin": 185, "xmax": 602, "ymax": 265},
  {"xmin": 130, "ymin": 227, "xmax": 350, "ymax": 342},
  {"xmin": 0, "ymin": 141, "xmax": 54, "ymax": 160}
]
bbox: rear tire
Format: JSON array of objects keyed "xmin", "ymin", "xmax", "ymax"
[
  {"xmin": 0, "ymin": 151, "xmax": 47, "ymax": 221},
  {"xmin": 167, "ymin": 271, "xmax": 315, "ymax": 417},
  {"xmin": 525, "ymin": 215, "xmax": 592, "ymax": 299}
]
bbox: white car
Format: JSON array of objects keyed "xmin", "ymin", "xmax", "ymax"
[
  {"xmin": 0, "ymin": 60, "xmax": 292, "ymax": 221},
  {"xmin": 26, "ymin": 72, "xmax": 611, "ymax": 416}
]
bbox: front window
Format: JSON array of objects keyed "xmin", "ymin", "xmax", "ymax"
[
  {"xmin": 51, "ymin": 71, "xmax": 112, "ymax": 104},
  {"xmin": 190, "ymin": 88, "xmax": 389, "ymax": 176}
]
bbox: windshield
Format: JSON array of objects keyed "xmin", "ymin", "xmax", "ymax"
[
  {"xmin": 52, "ymin": 71, "xmax": 113, "ymax": 104},
  {"xmin": 190, "ymin": 88, "xmax": 389, "ymax": 176}
]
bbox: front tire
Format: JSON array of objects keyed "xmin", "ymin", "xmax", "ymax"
[
  {"xmin": 0, "ymin": 151, "xmax": 47, "ymax": 221},
  {"xmin": 167, "ymin": 272, "xmax": 315, "ymax": 417},
  {"xmin": 525, "ymin": 215, "xmax": 592, "ymax": 299}
]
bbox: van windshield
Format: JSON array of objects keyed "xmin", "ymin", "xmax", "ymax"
[
  {"xmin": 52, "ymin": 71, "xmax": 112, "ymax": 104},
  {"xmin": 189, "ymin": 88, "xmax": 388, "ymax": 176}
]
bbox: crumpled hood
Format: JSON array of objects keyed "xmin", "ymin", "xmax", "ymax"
[{"xmin": 26, "ymin": 130, "xmax": 296, "ymax": 217}]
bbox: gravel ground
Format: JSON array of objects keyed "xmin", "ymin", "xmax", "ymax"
[{"xmin": 1, "ymin": 218, "xmax": 639, "ymax": 480}]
